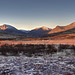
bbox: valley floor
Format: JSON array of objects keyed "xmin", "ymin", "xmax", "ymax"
[{"xmin": 0, "ymin": 39, "xmax": 75, "ymax": 45}]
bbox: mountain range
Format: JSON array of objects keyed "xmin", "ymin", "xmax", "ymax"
[
  {"xmin": 0, "ymin": 24, "xmax": 26, "ymax": 35},
  {"xmin": 28, "ymin": 26, "xmax": 52, "ymax": 36},
  {"xmin": 48, "ymin": 22, "xmax": 75, "ymax": 34},
  {"xmin": 0, "ymin": 22, "xmax": 75, "ymax": 39}
]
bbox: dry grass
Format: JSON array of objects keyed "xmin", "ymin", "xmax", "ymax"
[{"xmin": 0, "ymin": 44, "xmax": 75, "ymax": 56}]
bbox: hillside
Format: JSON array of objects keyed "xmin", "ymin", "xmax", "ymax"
[
  {"xmin": 0, "ymin": 24, "xmax": 26, "ymax": 35},
  {"xmin": 48, "ymin": 22, "xmax": 75, "ymax": 34},
  {"xmin": 0, "ymin": 22, "xmax": 75, "ymax": 40},
  {"xmin": 28, "ymin": 26, "xmax": 52, "ymax": 36}
]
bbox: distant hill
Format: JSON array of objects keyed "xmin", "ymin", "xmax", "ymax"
[
  {"xmin": 42, "ymin": 26, "xmax": 75, "ymax": 40},
  {"xmin": 28, "ymin": 26, "xmax": 52, "ymax": 36},
  {"xmin": 0, "ymin": 24, "xmax": 28, "ymax": 40},
  {"xmin": 48, "ymin": 22, "xmax": 75, "ymax": 34},
  {"xmin": 0, "ymin": 22, "xmax": 75, "ymax": 40},
  {"xmin": 0, "ymin": 24, "xmax": 26, "ymax": 35}
]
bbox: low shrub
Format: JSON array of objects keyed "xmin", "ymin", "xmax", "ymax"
[{"xmin": 0, "ymin": 44, "xmax": 75, "ymax": 56}]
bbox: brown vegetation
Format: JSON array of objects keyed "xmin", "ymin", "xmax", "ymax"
[{"xmin": 0, "ymin": 44, "xmax": 75, "ymax": 56}]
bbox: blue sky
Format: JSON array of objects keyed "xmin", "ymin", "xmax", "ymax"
[{"xmin": 0, "ymin": 0, "xmax": 75, "ymax": 30}]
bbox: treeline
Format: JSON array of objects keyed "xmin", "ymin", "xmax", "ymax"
[{"xmin": 0, "ymin": 44, "xmax": 75, "ymax": 56}]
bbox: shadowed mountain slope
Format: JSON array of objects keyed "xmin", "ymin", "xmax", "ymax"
[
  {"xmin": 28, "ymin": 26, "xmax": 52, "ymax": 36},
  {"xmin": 0, "ymin": 24, "xmax": 26, "ymax": 35}
]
